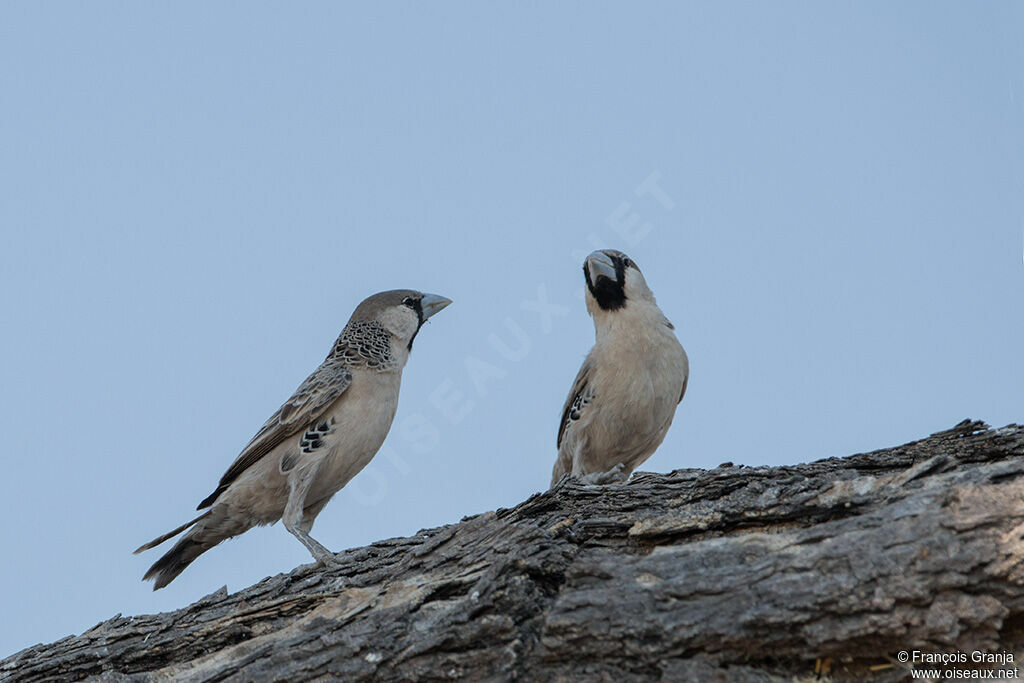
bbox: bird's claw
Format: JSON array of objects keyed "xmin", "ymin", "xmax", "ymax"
[
  {"xmin": 311, "ymin": 549, "xmax": 345, "ymax": 569},
  {"xmin": 292, "ymin": 541, "xmax": 345, "ymax": 579},
  {"xmin": 579, "ymin": 463, "xmax": 628, "ymax": 486}
]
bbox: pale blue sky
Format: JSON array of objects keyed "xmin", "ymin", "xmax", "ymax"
[{"xmin": 1, "ymin": 2, "xmax": 1021, "ymax": 657}]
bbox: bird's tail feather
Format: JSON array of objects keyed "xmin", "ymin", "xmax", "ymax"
[
  {"xmin": 136, "ymin": 511, "xmax": 214, "ymax": 591},
  {"xmin": 138, "ymin": 506, "xmax": 247, "ymax": 590},
  {"xmin": 133, "ymin": 511, "xmax": 210, "ymax": 554},
  {"xmin": 142, "ymin": 531, "xmax": 214, "ymax": 590}
]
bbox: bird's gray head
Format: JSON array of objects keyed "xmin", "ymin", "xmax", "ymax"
[
  {"xmin": 349, "ymin": 289, "xmax": 452, "ymax": 352},
  {"xmin": 583, "ymin": 250, "xmax": 655, "ymax": 313}
]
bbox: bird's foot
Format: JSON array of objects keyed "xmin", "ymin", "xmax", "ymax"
[
  {"xmin": 312, "ymin": 548, "xmax": 345, "ymax": 569},
  {"xmin": 293, "ymin": 529, "xmax": 345, "ymax": 569},
  {"xmin": 579, "ymin": 463, "xmax": 628, "ymax": 486},
  {"xmin": 550, "ymin": 472, "xmax": 574, "ymax": 490}
]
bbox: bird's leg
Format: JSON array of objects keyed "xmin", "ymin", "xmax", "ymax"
[
  {"xmin": 283, "ymin": 463, "xmax": 342, "ymax": 568},
  {"xmin": 579, "ymin": 462, "xmax": 628, "ymax": 486}
]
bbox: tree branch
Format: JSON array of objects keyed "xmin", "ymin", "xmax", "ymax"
[{"xmin": 5, "ymin": 419, "xmax": 1024, "ymax": 681}]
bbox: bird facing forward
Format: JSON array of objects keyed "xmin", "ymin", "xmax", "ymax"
[
  {"xmin": 551, "ymin": 250, "xmax": 688, "ymax": 487},
  {"xmin": 135, "ymin": 290, "xmax": 452, "ymax": 589}
]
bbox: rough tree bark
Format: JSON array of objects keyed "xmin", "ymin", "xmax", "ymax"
[{"xmin": 4, "ymin": 419, "xmax": 1024, "ymax": 682}]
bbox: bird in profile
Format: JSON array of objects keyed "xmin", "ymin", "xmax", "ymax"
[
  {"xmin": 551, "ymin": 250, "xmax": 688, "ymax": 487},
  {"xmin": 135, "ymin": 289, "xmax": 452, "ymax": 589}
]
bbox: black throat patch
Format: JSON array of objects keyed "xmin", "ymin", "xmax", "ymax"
[
  {"xmin": 407, "ymin": 297, "xmax": 425, "ymax": 351},
  {"xmin": 584, "ymin": 259, "xmax": 627, "ymax": 311}
]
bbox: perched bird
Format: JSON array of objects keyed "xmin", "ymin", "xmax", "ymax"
[
  {"xmin": 551, "ymin": 250, "xmax": 688, "ymax": 487},
  {"xmin": 135, "ymin": 290, "xmax": 452, "ymax": 589}
]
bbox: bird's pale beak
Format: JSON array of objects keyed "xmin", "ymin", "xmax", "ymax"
[
  {"xmin": 420, "ymin": 293, "xmax": 452, "ymax": 319},
  {"xmin": 586, "ymin": 251, "xmax": 617, "ymax": 283}
]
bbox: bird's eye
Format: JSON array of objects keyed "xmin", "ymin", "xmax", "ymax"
[{"xmin": 402, "ymin": 297, "xmax": 416, "ymax": 308}]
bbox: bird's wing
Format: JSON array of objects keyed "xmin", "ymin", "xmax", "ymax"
[
  {"xmin": 557, "ymin": 356, "xmax": 594, "ymax": 450},
  {"xmin": 678, "ymin": 347, "xmax": 690, "ymax": 404},
  {"xmin": 196, "ymin": 357, "xmax": 353, "ymax": 509}
]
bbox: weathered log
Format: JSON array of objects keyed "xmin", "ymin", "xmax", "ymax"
[{"xmin": 4, "ymin": 419, "xmax": 1024, "ymax": 682}]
